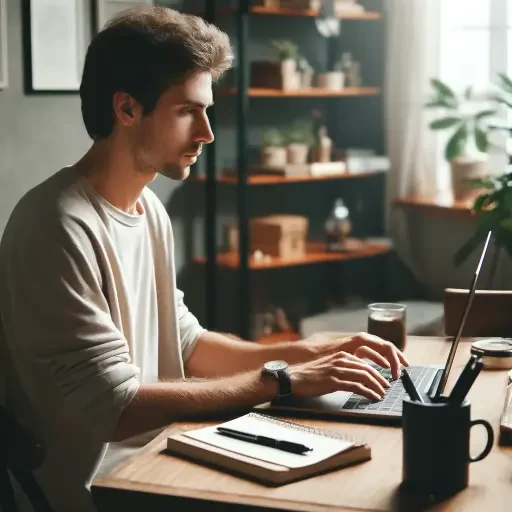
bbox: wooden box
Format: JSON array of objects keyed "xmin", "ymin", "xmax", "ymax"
[
  {"xmin": 250, "ymin": 61, "xmax": 283, "ymax": 89},
  {"xmin": 228, "ymin": 215, "xmax": 309, "ymax": 259}
]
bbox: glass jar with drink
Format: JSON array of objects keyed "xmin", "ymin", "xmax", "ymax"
[{"xmin": 367, "ymin": 303, "xmax": 407, "ymax": 351}]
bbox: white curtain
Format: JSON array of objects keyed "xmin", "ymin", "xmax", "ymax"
[{"xmin": 384, "ymin": 0, "xmax": 442, "ymax": 273}]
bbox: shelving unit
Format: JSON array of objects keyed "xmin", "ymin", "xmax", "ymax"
[
  {"xmin": 194, "ymin": 240, "xmax": 391, "ymax": 270},
  {"xmin": 250, "ymin": 5, "xmax": 381, "ymax": 19},
  {"xmin": 192, "ymin": 4, "xmax": 381, "ymax": 20},
  {"xmin": 192, "ymin": 169, "xmax": 385, "ymax": 185},
  {"xmin": 197, "ymin": 1, "xmax": 387, "ymax": 341},
  {"xmin": 219, "ymin": 86, "xmax": 380, "ymax": 97}
]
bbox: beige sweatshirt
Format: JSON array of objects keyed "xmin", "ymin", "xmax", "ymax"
[{"xmin": 0, "ymin": 166, "xmax": 205, "ymax": 511}]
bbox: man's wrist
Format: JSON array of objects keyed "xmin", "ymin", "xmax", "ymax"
[{"xmin": 258, "ymin": 369, "xmax": 281, "ymax": 401}]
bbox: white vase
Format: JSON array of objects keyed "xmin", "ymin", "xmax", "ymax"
[
  {"xmin": 287, "ymin": 143, "xmax": 309, "ymax": 165},
  {"xmin": 450, "ymin": 156, "xmax": 488, "ymax": 201},
  {"xmin": 316, "ymin": 71, "xmax": 344, "ymax": 90},
  {"xmin": 261, "ymin": 146, "xmax": 287, "ymax": 168},
  {"xmin": 280, "ymin": 59, "xmax": 299, "ymax": 90}
]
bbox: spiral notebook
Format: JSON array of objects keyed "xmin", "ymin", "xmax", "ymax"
[{"xmin": 166, "ymin": 413, "xmax": 371, "ymax": 485}]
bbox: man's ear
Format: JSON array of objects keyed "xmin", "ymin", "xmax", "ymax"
[{"xmin": 113, "ymin": 92, "xmax": 138, "ymax": 126}]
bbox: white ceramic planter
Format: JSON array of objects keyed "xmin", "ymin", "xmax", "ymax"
[
  {"xmin": 450, "ymin": 156, "xmax": 488, "ymax": 201},
  {"xmin": 287, "ymin": 143, "xmax": 309, "ymax": 165},
  {"xmin": 280, "ymin": 59, "xmax": 300, "ymax": 90},
  {"xmin": 316, "ymin": 71, "xmax": 344, "ymax": 90},
  {"xmin": 261, "ymin": 146, "xmax": 287, "ymax": 168}
]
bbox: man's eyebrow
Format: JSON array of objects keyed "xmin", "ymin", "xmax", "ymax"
[{"xmin": 182, "ymin": 100, "xmax": 214, "ymax": 108}]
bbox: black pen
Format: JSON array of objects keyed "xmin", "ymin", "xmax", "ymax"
[
  {"xmin": 401, "ymin": 369, "xmax": 425, "ymax": 403},
  {"xmin": 448, "ymin": 355, "xmax": 484, "ymax": 405},
  {"xmin": 216, "ymin": 427, "xmax": 312, "ymax": 455}
]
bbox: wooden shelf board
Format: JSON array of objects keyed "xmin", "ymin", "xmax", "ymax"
[
  {"xmin": 394, "ymin": 195, "xmax": 480, "ymax": 221},
  {"xmin": 250, "ymin": 6, "xmax": 381, "ymax": 20},
  {"xmin": 256, "ymin": 331, "xmax": 301, "ymax": 344},
  {"xmin": 193, "ymin": 240, "xmax": 392, "ymax": 270},
  {"xmin": 192, "ymin": 169, "xmax": 385, "ymax": 185},
  {"xmin": 218, "ymin": 87, "xmax": 380, "ymax": 98},
  {"xmin": 187, "ymin": 6, "xmax": 381, "ymax": 21}
]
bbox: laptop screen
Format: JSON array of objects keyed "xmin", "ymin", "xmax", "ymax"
[{"xmin": 434, "ymin": 230, "xmax": 493, "ymax": 398}]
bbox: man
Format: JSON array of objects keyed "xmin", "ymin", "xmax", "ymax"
[{"xmin": 0, "ymin": 6, "xmax": 408, "ymax": 511}]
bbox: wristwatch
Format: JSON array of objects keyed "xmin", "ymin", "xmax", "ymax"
[{"xmin": 262, "ymin": 360, "xmax": 292, "ymax": 400}]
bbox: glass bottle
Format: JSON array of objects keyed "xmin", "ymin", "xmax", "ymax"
[{"xmin": 325, "ymin": 198, "xmax": 352, "ymax": 251}]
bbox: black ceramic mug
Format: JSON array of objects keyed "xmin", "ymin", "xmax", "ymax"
[{"xmin": 402, "ymin": 398, "xmax": 494, "ymax": 498}]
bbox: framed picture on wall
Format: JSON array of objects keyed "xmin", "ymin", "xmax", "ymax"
[
  {"xmin": 22, "ymin": 0, "xmax": 88, "ymax": 93},
  {"xmin": 0, "ymin": 0, "xmax": 8, "ymax": 89},
  {"xmin": 95, "ymin": 0, "xmax": 154, "ymax": 33}
]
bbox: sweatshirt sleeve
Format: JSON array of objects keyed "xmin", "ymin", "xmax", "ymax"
[
  {"xmin": 175, "ymin": 288, "xmax": 206, "ymax": 363},
  {"xmin": 3, "ymin": 216, "xmax": 140, "ymax": 442}
]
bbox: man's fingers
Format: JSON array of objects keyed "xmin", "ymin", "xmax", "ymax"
[
  {"xmin": 334, "ymin": 379, "xmax": 381, "ymax": 401},
  {"xmin": 335, "ymin": 367, "xmax": 387, "ymax": 397},
  {"xmin": 397, "ymin": 349, "xmax": 410, "ymax": 366},
  {"xmin": 354, "ymin": 346, "xmax": 390, "ymax": 369},
  {"xmin": 353, "ymin": 334, "xmax": 404, "ymax": 379},
  {"xmin": 336, "ymin": 356, "xmax": 390, "ymax": 389}
]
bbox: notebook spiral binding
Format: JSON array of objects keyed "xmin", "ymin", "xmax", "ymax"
[{"xmin": 248, "ymin": 412, "xmax": 365, "ymax": 447}]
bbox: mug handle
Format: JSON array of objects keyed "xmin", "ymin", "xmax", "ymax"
[{"xmin": 469, "ymin": 419, "xmax": 494, "ymax": 463}]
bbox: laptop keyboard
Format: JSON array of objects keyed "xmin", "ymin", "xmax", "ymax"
[{"xmin": 341, "ymin": 366, "xmax": 439, "ymax": 415}]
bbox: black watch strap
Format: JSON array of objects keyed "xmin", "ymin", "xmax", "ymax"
[{"xmin": 275, "ymin": 369, "xmax": 292, "ymax": 398}]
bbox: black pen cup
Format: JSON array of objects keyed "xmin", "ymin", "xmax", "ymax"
[{"xmin": 402, "ymin": 398, "xmax": 494, "ymax": 498}]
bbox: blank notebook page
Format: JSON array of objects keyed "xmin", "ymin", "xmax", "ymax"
[{"xmin": 181, "ymin": 413, "xmax": 354, "ymax": 469}]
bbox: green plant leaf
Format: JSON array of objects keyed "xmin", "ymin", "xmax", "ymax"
[
  {"xmin": 445, "ymin": 123, "xmax": 467, "ymax": 160},
  {"xmin": 498, "ymin": 72, "xmax": 512, "ymax": 94},
  {"xmin": 473, "ymin": 194, "xmax": 489, "ymax": 211},
  {"xmin": 474, "ymin": 127, "xmax": 489, "ymax": 152},
  {"xmin": 429, "ymin": 117, "xmax": 461, "ymax": 130},
  {"xmin": 500, "ymin": 218, "xmax": 512, "ymax": 231},
  {"xmin": 424, "ymin": 99, "xmax": 455, "ymax": 109},
  {"xmin": 430, "ymin": 78, "xmax": 456, "ymax": 99},
  {"xmin": 475, "ymin": 109, "xmax": 497, "ymax": 120},
  {"xmin": 493, "ymin": 95, "xmax": 512, "ymax": 110}
]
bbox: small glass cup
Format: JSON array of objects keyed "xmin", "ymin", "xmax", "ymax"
[{"xmin": 367, "ymin": 302, "xmax": 407, "ymax": 351}]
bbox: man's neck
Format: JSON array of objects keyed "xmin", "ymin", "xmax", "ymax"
[{"xmin": 74, "ymin": 140, "xmax": 156, "ymax": 214}]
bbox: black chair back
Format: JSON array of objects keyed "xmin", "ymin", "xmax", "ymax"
[{"xmin": 0, "ymin": 405, "xmax": 53, "ymax": 511}]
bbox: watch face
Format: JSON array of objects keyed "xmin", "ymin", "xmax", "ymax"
[{"xmin": 264, "ymin": 360, "xmax": 289, "ymax": 372}]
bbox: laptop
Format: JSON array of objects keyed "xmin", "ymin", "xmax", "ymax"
[{"xmin": 259, "ymin": 231, "xmax": 493, "ymax": 423}]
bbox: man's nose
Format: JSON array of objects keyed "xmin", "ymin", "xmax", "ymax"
[{"xmin": 197, "ymin": 114, "xmax": 214, "ymax": 144}]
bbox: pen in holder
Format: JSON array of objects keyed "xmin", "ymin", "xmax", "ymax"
[{"xmin": 402, "ymin": 398, "xmax": 494, "ymax": 498}]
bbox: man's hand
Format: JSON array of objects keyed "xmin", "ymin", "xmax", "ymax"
[
  {"xmin": 288, "ymin": 351, "xmax": 391, "ymax": 401},
  {"xmin": 300, "ymin": 331, "xmax": 410, "ymax": 380}
]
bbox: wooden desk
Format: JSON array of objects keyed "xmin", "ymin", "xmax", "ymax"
[{"xmin": 91, "ymin": 337, "xmax": 512, "ymax": 511}]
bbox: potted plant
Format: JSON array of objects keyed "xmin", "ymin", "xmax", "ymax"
[
  {"xmin": 270, "ymin": 39, "xmax": 300, "ymax": 90},
  {"xmin": 297, "ymin": 55, "xmax": 314, "ymax": 89},
  {"xmin": 453, "ymin": 72, "xmax": 512, "ymax": 284},
  {"xmin": 261, "ymin": 128, "xmax": 287, "ymax": 168},
  {"xmin": 453, "ymin": 172, "xmax": 512, "ymax": 287},
  {"xmin": 425, "ymin": 78, "xmax": 497, "ymax": 201},
  {"xmin": 284, "ymin": 120, "xmax": 315, "ymax": 165}
]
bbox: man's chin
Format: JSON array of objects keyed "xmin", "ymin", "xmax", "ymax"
[{"xmin": 158, "ymin": 165, "xmax": 190, "ymax": 181}]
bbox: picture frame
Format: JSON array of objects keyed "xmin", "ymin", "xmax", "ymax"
[
  {"xmin": 95, "ymin": 0, "xmax": 154, "ymax": 33},
  {"xmin": 22, "ymin": 0, "xmax": 87, "ymax": 94},
  {"xmin": 0, "ymin": 0, "xmax": 8, "ymax": 89}
]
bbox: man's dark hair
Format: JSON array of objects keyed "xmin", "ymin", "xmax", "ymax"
[{"xmin": 80, "ymin": 6, "xmax": 233, "ymax": 140}]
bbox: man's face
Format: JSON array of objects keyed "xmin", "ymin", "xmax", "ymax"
[{"xmin": 131, "ymin": 70, "xmax": 215, "ymax": 180}]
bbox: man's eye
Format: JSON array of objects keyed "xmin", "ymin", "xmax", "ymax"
[{"xmin": 181, "ymin": 108, "xmax": 195, "ymax": 114}]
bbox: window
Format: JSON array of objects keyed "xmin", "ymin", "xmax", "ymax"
[{"xmin": 438, "ymin": 0, "xmax": 511, "ymax": 188}]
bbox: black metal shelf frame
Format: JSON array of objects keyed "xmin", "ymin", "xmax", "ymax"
[{"xmin": 204, "ymin": 0, "xmax": 252, "ymax": 339}]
